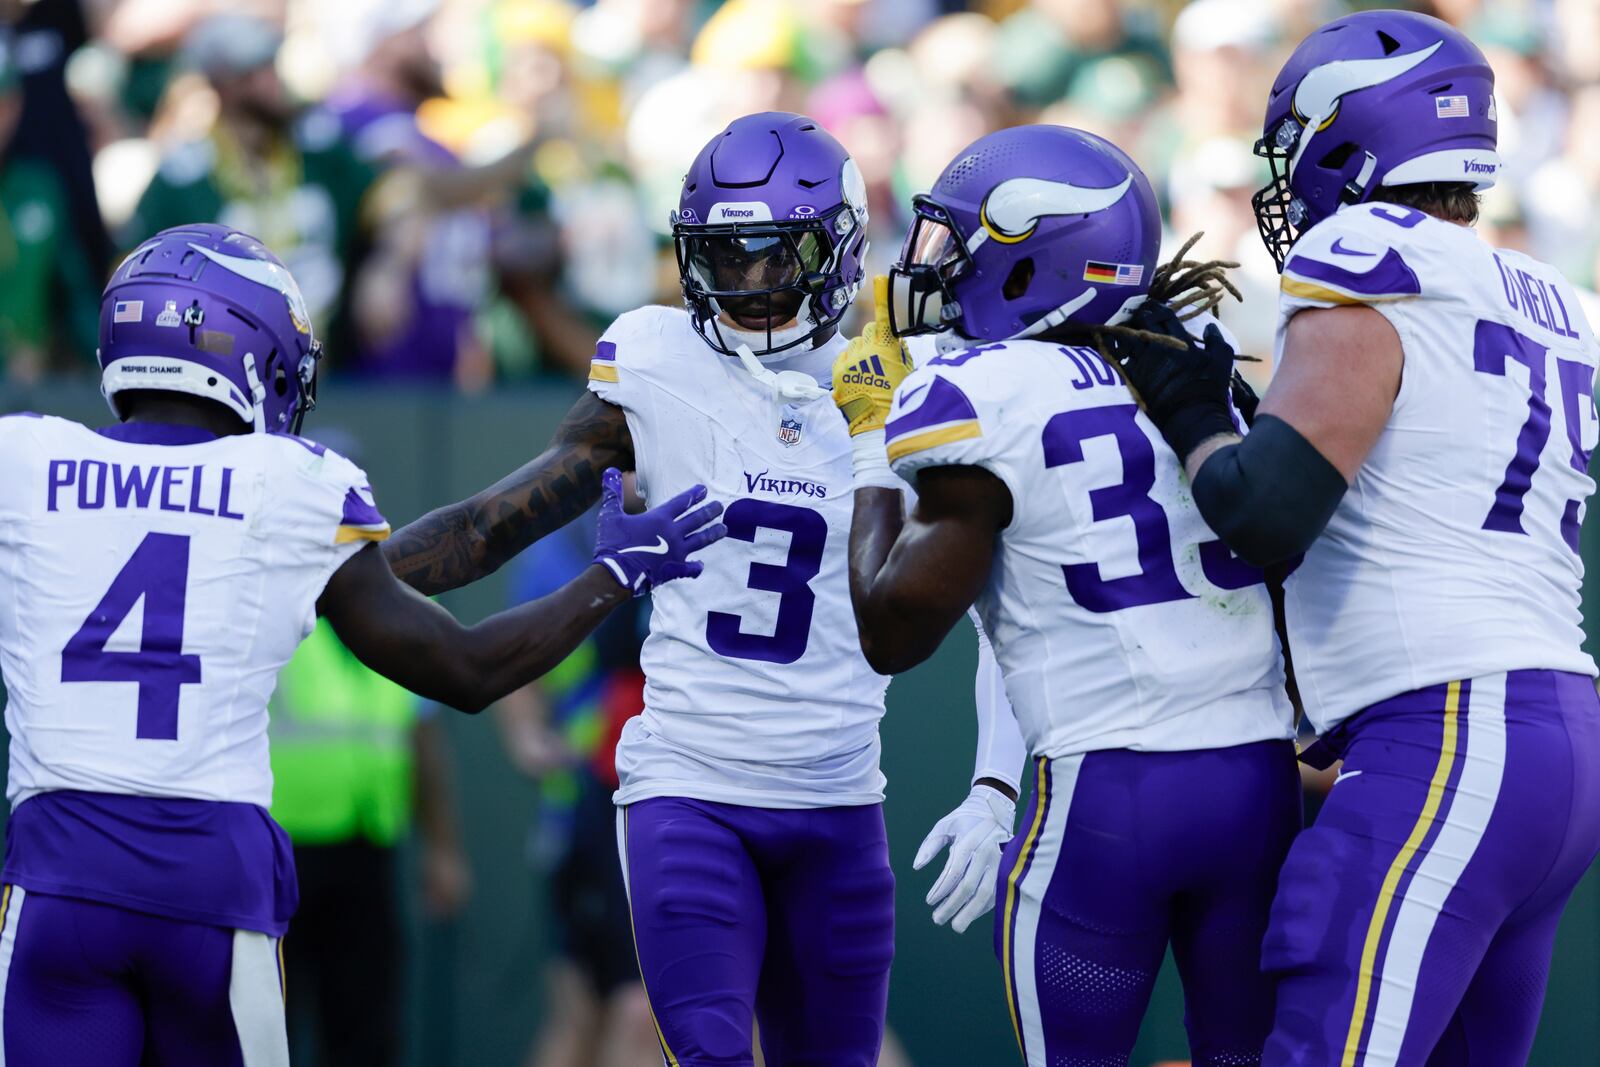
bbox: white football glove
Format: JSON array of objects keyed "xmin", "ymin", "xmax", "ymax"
[{"xmin": 913, "ymin": 783, "xmax": 1016, "ymax": 933}]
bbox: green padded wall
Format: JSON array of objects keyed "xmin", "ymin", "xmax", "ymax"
[{"xmin": 2, "ymin": 382, "xmax": 1596, "ymax": 1065}]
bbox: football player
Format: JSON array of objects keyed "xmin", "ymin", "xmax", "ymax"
[
  {"xmin": 834, "ymin": 125, "xmax": 1300, "ymax": 1066},
  {"xmin": 1116, "ymin": 11, "xmax": 1600, "ymax": 1065},
  {"xmin": 379, "ymin": 112, "xmax": 1028, "ymax": 1066},
  {"xmin": 0, "ymin": 224, "xmax": 724, "ymax": 1066}
]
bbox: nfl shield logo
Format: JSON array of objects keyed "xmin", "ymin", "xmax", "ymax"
[{"xmin": 778, "ymin": 415, "xmax": 803, "ymax": 447}]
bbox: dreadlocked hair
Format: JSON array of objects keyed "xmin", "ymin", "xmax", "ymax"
[
  {"xmin": 1036, "ymin": 232, "xmax": 1244, "ymax": 365},
  {"xmin": 1090, "ymin": 232, "xmax": 1242, "ymax": 359}
]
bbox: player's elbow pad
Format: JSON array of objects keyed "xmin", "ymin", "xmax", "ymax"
[{"xmin": 1191, "ymin": 415, "xmax": 1347, "ymax": 568}]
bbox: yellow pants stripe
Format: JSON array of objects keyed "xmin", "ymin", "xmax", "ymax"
[
  {"xmin": 1002, "ymin": 758, "xmax": 1049, "ymax": 1058},
  {"xmin": 1340, "ymin": 680, "xmax": 1463, "ymax": 1067},
  {"xmin": 620, "ymin": 807, "xmax": 681, "ymax": 1067}
]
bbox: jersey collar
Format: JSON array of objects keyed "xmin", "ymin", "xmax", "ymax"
[{"xmin": 97, "ymin": 422, "xmax": 222, "ymax": 446}]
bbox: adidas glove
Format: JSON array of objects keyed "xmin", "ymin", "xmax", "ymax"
[{"xmin": 832, "ymin": 275, "xmax": 915, "ymax": 489}]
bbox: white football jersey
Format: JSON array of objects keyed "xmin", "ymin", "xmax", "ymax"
[
  {"xmin": 0, "ymin": 416, "xmax": 388, "ymax": 808},
  {"xmin": 588, "ymin": 307, "xmax": 890, "ymax": 807},
  {"xmin": 886, "ymin": 327, "xmax": 1293, "ymax": 760},
  {"xmin": 1277, "ymin": 203, "xmax": 1600, "ymax": 732}
]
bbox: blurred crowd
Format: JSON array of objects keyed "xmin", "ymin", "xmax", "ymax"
[{"xmin": 2, "ymin": 0, "xmax": 1598, "ymax": 389}]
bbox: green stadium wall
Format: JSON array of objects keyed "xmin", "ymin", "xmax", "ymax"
[{"xmin": 2, "ymin": 381, "xmax": 1596, "ymax": 1066}]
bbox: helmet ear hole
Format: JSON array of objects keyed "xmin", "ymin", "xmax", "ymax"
[
  {"xmin": 1002, "ymin": 257, "xmax": 1034, "ymax": 301},
  {"xmin": 1318, "ymin": 142, "xmax": 1358, "ymax": 169},
  {"xmin": 272, "ymin": 356, "xmax": 289, "ymax": 397}
]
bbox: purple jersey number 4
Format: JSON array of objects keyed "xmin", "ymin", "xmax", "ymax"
[{"xmin": 60, "ymin": 532, "xmax": 202, "ymax": 740}]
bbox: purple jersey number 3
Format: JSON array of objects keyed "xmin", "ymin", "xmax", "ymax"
[
  {"xmin": 61, "ymin": 532, "xmax": 202, "ymax": 740},
  {"xmin": 1042, "ymin": 405, "xmax": 1194, "ymax": 612}
]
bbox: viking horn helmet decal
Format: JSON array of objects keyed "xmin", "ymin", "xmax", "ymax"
[
  {"xmin": 980, "ymin": 175, "xmax": 1134, "ymax": 243},
  {"xmin": 1292, "ymin": 40, "xmax": 1443, "ymax": 128}
]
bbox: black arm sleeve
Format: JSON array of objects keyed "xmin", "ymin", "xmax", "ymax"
[{"xmin": 1191, "ymin": 415, "xmax": 1348, "ymax": 568}]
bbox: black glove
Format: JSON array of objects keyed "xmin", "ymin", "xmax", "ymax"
[{"xmin": 1111, "ymin": 301, "xmax": 1241, "ymax": 462}]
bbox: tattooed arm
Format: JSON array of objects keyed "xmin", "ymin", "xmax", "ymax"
[{"xmin": 384, "ymin": 392, "xmax": 634, "ymax": 596}]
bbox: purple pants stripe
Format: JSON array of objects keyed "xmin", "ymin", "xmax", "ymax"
[
  {"xmin": 995, "ymin": 740, "xmax": 1301, "ymax": 1067},
  {"xmin": 1000, "ymin": 756, "xmax": 1055, "ymax": 1063},
  {"xmin": 0, "ymin": 884, "xmax": 23, "ymax": 1054},
  {"xmin": 1349, "ymin": 679, "xmax": 1473, "ymax": 1066},
  {"xmin": 618, "ymin": 807, "xmax": 682, "ymax": 1067},
  {"xmin": 617, "ymin": 797, "xmax": 894, "ymax": 1067},
  {"xmin": 1264, "ymin": 670, "xmax": 1600, "ymax": 1066}
]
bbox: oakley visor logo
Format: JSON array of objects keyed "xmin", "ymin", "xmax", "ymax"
[
  {"xmin": 1292, "ymin": 41, "xmax": 1442, "ymax": 129},
  {"xmin": 979, "ymin": 175, "xmax": 1132, "ymax": 243}
]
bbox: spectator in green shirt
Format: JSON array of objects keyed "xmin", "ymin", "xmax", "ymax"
[
  {"xmin": 122, "ymin": 13, "xmax": 380, "ymax": 363},
  {"xmin": 0, "ymin": 37, "xmax": 100, "ymax": 381}
]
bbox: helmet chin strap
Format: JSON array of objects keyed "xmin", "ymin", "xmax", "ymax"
[
  {"xmin": 718, "ymin": 318, "xmax": 813, "ymax": 363},
  {"xmin": 1010, "ymin": 287, "xmax": 1100, "ymax": 340},
  {"xmin": 733, "ymin": 344, "xmax": 830, "ymax": 402},
  {"xmin": 935, "ymin": 287, "xmax": 1140, "ymax": 352},
  {"xmin": 243, "ymin": 351, "xmax": 268, "ymax": 433}
]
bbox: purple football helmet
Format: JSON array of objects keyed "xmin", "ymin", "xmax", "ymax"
[
  {"xmin": 888, "ymin": 125, "xmax": 1160, "ymax": 343},
  {"xmin": 1253, "ymin": 10, "xmax": 1498, "ymax": 269},
  {"xmin": 673, "ymin": 112, "xmax": 869, "ymax": 359},
  {"xmin": 100, "ymin": 223, "xmax": 320, "ymax": 434}
]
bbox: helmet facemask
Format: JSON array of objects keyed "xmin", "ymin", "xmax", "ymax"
[
  {"xmin": 1253, "ymin": 116, "xmax": 1381, "ymax": 271},
  {"xmin": 1251, "ymin": 117, "xmax": 1309, "ymax": 272},
  {"xmin": 274, "ymin": 342, "xmax": 321, "ymax": 436},
  {"xmin": 675, "ymin": 207, "xmax": 861, "ymax": 360},
  {"xmin": 887, "ymin": 195, "xmax": 974, "ymax": 338}
]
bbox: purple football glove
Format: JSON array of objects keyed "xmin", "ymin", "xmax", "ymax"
[{"xmin": 593, "ymin": 468, "xmax": 727, "ymax": 595}]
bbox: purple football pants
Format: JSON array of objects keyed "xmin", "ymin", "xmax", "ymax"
[
  {"xmin": 0, "ymin": 889, "xmax": 288, "ymax": 1066},
  {"xmin": 995, "ymin": 739, "xmax": 1302, "ymax": 1067},
  {"xmin": 1263, "ymin": 670, "xmax": 1600, "ymax": 1066},
  {"xmin": 617, "ymin": 798, "xmax": 895, "ymax": 1067}
]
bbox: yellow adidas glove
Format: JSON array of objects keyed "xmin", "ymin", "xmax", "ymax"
[{"xmin": 833, "ymin": 275, "xmax": 915, "ymax": 438}]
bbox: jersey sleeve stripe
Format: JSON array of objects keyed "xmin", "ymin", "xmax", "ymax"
[
  {"xmin": 335, "ymin": 523, "xmax": 391, "ymax": 544},
  {"xmin": 1281, "ymin": 278, "xmax": 1372, "ymax": 305},
  {"xmin": 589, "ymin": 362, "xmax": 621, "ymax": 383},
  {"xmin": 1280, "ymin": 276, "xmax": 1421, "ymax": 306},
  {"xmin": 886, "ymin": 375, "xmax": 980, "ymax": 442},
  {"xmin": 885, "ymin": 420, "xmax": 983, "ymax": 462},
  {"xmin": 1283, "ymin": 247, "xmax": 1421, "ymax": 304},
  {"xmin": 340, "ymin": 487, "xmax": 385, "ymax": 528}
]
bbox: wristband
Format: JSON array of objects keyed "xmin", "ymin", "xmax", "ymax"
[
  {"xmin": 1158, "ymin": 401, "xmax": 1239, "ymax": 465},
  {"xmin": 850, "ymin": 429, "xmax": 903, "ymax": 491}
]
